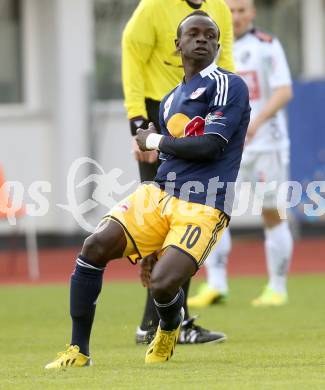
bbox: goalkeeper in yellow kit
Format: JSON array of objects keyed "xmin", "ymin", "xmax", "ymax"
[{"xmin": 122, "ymin": 0, "xmax": 236, "ymax": 344}]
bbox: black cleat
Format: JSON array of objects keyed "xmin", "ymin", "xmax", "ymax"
[
  {"xmin": 136, "ymin": 317, "xmax": 227, "ymax": 345},
  {"xmin": 135, "ymin": 326, "xmax": 156, "ymax": 345},
  {"xmin": 178, "ymin": 316, "xmax": 227, "ymax": 344}
]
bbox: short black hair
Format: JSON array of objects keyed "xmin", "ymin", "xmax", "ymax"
[{"xmin": 176, "ymin": 10, "xmax": 219, "ymax": 39}]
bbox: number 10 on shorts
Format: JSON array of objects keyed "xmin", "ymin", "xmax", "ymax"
[{"xmin": 180, "ymin": 225, "xmax": 202, "ymax": 249}]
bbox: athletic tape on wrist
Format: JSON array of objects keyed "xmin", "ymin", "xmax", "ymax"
[{"xmin": 146, "ymin": 133, "xmax": 163, "ymax": 150}]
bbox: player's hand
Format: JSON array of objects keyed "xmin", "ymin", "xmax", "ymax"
[
  {"xmin": 132, "ymin": 137, "xmax": 158, "ymax": 163},
  {"xmin": 135, "ymin": 122, "xmax": 158, "ymax": 152},
  {"xmin": 139, "ymin": 251, "xmax": 159, "ymax": 288}
]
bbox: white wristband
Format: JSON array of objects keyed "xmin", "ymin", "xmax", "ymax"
[{"xmin": 145, "ymin": 133, "xmax": 163, "ymax": 150}]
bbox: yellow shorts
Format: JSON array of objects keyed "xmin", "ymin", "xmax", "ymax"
[{"xmin": 102, "ymin": 184, "xmax": 229, "ymax": 268}]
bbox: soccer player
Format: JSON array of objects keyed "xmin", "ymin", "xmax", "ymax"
[
  {"xmin": 188, "ymin": 0, "xmax": 293, "ymax": 308},
  {"xmin": 122, "ymin": 0, "xmax": 236, "ymax": 345},
  {"xmin": 45, "ymin": 11, "xmax": 250, "ymax": 368}
]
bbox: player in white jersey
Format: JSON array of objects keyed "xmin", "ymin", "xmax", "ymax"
[{"xmin": 188, "ymin": 0, "xmax": 294, "ymax": 307}]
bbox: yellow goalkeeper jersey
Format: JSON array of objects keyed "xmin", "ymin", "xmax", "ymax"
[{"xmin": 122, "ymin": 0, "xmax": 235, "ymax": 119}]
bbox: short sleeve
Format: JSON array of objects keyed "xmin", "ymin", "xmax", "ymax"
[
  {"xmin": 267, "ymin": 38, "xmax": 292, "ymax": 89},
  {"xmin": 204, "ymin": 76, "xmax": 249, "ymax": 142}
]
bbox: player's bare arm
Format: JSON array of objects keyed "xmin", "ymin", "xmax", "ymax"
[{"xmin": 246, "ymin": 85, "xmax": 293, "ymax": 143}]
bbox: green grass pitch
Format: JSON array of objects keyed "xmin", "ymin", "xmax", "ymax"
[{"xmin": 1, "ymin": 275, "xmax": 325, "ymax": 389}]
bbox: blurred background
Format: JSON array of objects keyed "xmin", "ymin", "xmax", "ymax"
[{"xmin": 0, "ymin": 0, "xmax": 324, "ymax": 281}]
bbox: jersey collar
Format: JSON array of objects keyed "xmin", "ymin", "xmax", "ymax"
[
  {"xmin": 199, "ymin": 62, "xmax": 218, "ymax": 78},
  {"xmin": 181, "ymin": 62, "xmax": 217, "ymax": 86}
]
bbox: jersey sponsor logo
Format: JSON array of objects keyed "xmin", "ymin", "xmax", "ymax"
[
  {"xmin": 167, "ymin": 113, "xmax": 191, "ymax": 138},
  {"xmin": 238, "ymin": 71, "xmax": 260, "ymax": 100},
  {"xmin": 184, "ymin": 116, "xmax": 205, "ymax": 137},
  {"xmin": 205, "ymin": 111, "xmax": 226, "ymax": 126},
  {"xmin": 189, "ymin": 87, "xmax": 207, "ymax": 100},
  {"xmin": 214, "ymin": 111, "xmax": 225, "ymax": 119}
]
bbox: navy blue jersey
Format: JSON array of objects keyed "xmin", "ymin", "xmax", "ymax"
[{"xmin": 154, "ymin": 63, "xmax": 250, "ymax": 216}]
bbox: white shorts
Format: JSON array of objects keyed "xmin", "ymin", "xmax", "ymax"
[{"xmin": 237, "ymin": 149, "xmax": 289, "ymax": 209}]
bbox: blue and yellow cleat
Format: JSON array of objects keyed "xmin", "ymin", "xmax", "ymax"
[
  {"xmin": 145, "ymin": 308, "xmax": 184, "ymax": 364},
  {"xmin": 45, "ymin": 345, "xmax": 92, "ymax": 369},
  {"xmin": 187, "ymin": 283, "xmax": 228, "ymax": 308},
  {"xmin": 251, "ymin": 286, "xmax": 288, "ymax": 307}
]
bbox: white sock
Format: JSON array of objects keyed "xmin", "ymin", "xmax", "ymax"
[
  {"xmin": 264, "ymin": 221, "xmax": 293, "ymax": 294},
  {"xmin": 204, "ymin": 228, "xmax": 231, "ymax": 294}
]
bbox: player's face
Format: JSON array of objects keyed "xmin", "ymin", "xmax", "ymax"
[
  {"xmin": 226, "ymin": 0, "xmax": 256, "ymax": 39},
  {"xmin": 177, "ymin": 16, "xmax": 220, "ymax": 65}
]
